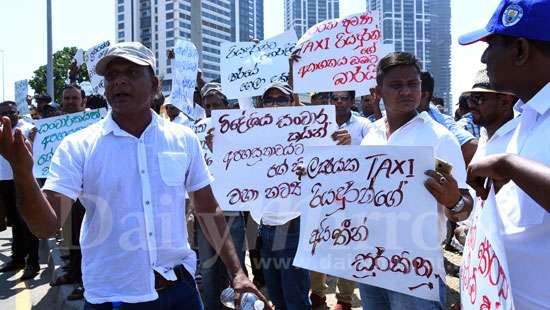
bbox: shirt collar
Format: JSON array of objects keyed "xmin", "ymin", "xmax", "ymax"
[
  {"xmin": 518, "ymin": 82, "xmax": 550, "ymax": 116},
  {"xmin": 372, "ymin": 111, "xmax": 429, "ymax": 133},
  {"xmin": 100, "ymin": 110, "xmax": 159, "ymax": 137},
  {"xmin": 492, "ymin": 117, "xmax": 520, "ymax": 140}
]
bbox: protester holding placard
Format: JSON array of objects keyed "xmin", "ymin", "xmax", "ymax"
[
  {"xmin": 0, "ymin": 101, "xmax": 40, "ymax": 281},
  {"xmin": 460, "ymin": 1, "xmax": 550, "ymax": 308},
  {"xmin": 254, "ymin": 82, "xmax": 313, "ymax": 309},
  {"xmin": 194, "ymin": 82, "xmax": 248, "ymax": 310},
  {"xmin": 356, "ymin": 52, "xmax": 473, "ymax": 309},
  {"xmin": 0, "ymin": 42, "xmax": 266, "ymax": 309}
]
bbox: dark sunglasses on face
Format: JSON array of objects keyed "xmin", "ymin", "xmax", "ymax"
[
  {"xmin": 263, "ymin": 97, "xmax": 291, "ymax": 106},
  {"xmin": 467, "ymin": 95, "xmax": 487, "ymax": 105},
  {"xmin": 331, "ymin": 95, "xmax": 352, "ymax": 102}
]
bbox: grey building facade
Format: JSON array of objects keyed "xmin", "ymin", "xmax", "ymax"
[
  {"xmin": 284, "ymin": 0, "xmax": 339, "ymax": 38},
  {"xmin": 366, "ymin": 0, "xmax": 452, "ymax": 109},
  {"xmin": 115, "ymin": 0, "xmax": 264, "ymax": 89}
]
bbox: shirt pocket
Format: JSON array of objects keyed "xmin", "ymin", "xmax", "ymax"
[{"xmin": 158, "ymin": 152, "xmax": 187, "ymax": 187}]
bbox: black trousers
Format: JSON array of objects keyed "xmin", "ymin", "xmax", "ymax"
[{"xmin": 0, "ymin": 180, "xmax": 39, "ymax": 265}]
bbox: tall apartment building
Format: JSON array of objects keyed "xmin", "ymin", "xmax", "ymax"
[
  {"xmin": 115, "ymin": 0, "xmax": 264, "ymax": 90},
  {"xmin": 366, "ymin": 0, "xmax": 452, "ymax": 109},
  {"xmin": 284, "ymin": 0, "xmax": 339, "ymax": 38}
]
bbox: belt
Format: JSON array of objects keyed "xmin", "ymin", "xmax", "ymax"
[{"xmin": 154, "ymin": 265, "xmax": 189, "ymax": 291}]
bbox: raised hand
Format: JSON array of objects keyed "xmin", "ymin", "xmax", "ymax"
[{"xmin": 0, "ymin": 117, "xmax": 34, "ymax": 174}]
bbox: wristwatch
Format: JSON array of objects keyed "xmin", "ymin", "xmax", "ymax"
[{"xmin": 451, "ymin": 196, "xmax": 465, "ymax": 213}]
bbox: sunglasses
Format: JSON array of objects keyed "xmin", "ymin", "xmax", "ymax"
[
  {"xmin": 263, "ymin": 97, "xmax": 291, "ymax": 106},
  {"xmin": 330, "ymin": 95, "xmax": 352, "ymax": 102}
]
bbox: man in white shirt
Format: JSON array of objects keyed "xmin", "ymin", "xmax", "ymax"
[
  {"xmin": 0, "ymin": 42, "xmax": 265, "ymax": 309},
  {"xmin": 358, "ymin": 52, "xmax": 473, "ymax": 310},
  {"xmin": 0, "ymin": 101, "xmax": 38, "ymax": 280},
  {"xmin": 460, "ymin": 0, "xmax": 550, "ymax": 308},
  {"xmin": 465, "ymin": 69, "xmax": 518, "ymax": 163}
]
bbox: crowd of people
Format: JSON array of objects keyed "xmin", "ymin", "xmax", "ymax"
[{"xmin": 0, "ymin": 0, "xmax": 549, "ymax": 309}]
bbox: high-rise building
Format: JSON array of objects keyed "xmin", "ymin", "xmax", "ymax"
[
  {"xmin": 366, "ymin": 0, "xmax": 452, "ymax": 109},
  {"xmin": 284, "ymin": 0, "xmax": 339, "ymax": 38},
  {"xmin": 115, "ymin": 0, "xmax": 264, "ymax": 90}
]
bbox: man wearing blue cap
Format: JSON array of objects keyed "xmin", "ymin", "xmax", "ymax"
[{"xmin": 460, "ymin": 1, "xmax": 550, "ymax": 309}]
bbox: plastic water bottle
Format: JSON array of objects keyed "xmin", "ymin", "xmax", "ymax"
[{"xmin": 220, "ymin": 287, "xmax": 265, "ymax": 310}]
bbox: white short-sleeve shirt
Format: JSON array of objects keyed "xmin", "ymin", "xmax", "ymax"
[
  {"xmin": 339, "ymin": 113, "xmax": 371, "ymax": 145},
  {"xmin": 491, "ymin": 83, "xmax": 550, "ymax": 309},
  {"xmin": 360, "ymin": 112, "xmax": 467, "ymax": 243},
  {"xmin": 43, "ymin": 111, "xmax": 213, "ymax": 304},
  {"xmin": 0, "ymin": 119, "xmax": 35, "ymax": 180}
]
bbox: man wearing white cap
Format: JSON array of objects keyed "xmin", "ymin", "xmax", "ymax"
[
  {"xmin": 460, "ymin": 0, "xmax": 550, "ymax": 308},
  {"xmin": 0, "ymin": 42, "xmax": 266, "ymax": 309}
]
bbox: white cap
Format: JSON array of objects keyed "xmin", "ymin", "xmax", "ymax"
[{"xmin": 95, "ymin": 42, "xmax": 156, "ymax": 76}]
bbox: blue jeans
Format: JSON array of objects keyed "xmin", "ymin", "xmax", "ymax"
[
  {"xmin": 259, "ymin": 218, "xmax": 311, "ymax": 310},
  {"xmin": 196, "ymin": 213, "xmax": 246, "ymax": 310},
  {"xmin": 359, "ymin": 278, "xmax": 446, "ymax": 310},
  {"xmin": 83, "ymin": 268, "xmax": 203, "ymax": 309}
]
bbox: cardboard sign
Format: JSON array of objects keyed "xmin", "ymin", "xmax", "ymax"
[
  {"xmin": 33, "ymin": 109, "xmax": 107, "ymax": 178},
  {"xmin": 170, "ymin": 40, "xmax": 199, "ymax": 116},
  {"xmin": 461, "ymin": 191, "xmax": 515, "ymax": 309},
  {"xmin": 220, "ymin": 31, "xmax": 297, "ymax": 99},
  {"xmin": 293, "ymin": 11, "xmax": 394, "ymax": 94},
  {"xmin": 85, "ymin": 41, "xmax": 111, "ymax": 95},
  {"xmin": 14, "ymin": 80, "xmax": 30, "ymax": 115},
  {"xmin": 293, "ymin": 146, "xmax": 444, "ymax": 302},
  {"xmin": 210, "ymin": 105, "xmax": 337, "ymax": 213}
]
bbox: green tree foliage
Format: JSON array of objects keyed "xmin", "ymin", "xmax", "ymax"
[{"xmin": 29, "ymin": 47, "xmax": 90, "ymax": 104}]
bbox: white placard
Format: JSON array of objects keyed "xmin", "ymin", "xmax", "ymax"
[
  {"xmin": 80, "ymin": 81, "xmax": 93, "ymax": 97},
  {"xmin": 32, "ymin": 109, "xmax": 107, "ymax": 178},
  {"xmin": 85, "ymin": 41, "xmax": 111, "ymax": 95},
  {"xmin": 220, "ymin": 31, "xmax": 297, "ymax": 99},
  {"xmin": 293, "ymin": 11, "xmax": 394, "ymax": 94},
  {"xmin": 193, "ymin": 117, "xmax": 213, "ymax": 168},
  {"xmin": 14, "ymin": 80, "xmax": 30, "ymax": 115},
  {"xmin": 211, "ymin": 105, "xmax": 338, "ymax": 213},
  {"xmin": 73, "ymin": 49, "xmax": 85, "ymax": 67},
  {"xmin": 461, "ymin": 191, "xmax": 515, "ymax": 309},
  {"xmin": 170, "ymin": 40, "xmax": 199, "ymax": 116},
  {"xmin": 293, "ymin": 146, "xmax": 444, "ymax": 302}
]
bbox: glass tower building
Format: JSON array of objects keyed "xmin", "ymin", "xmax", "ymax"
[
  {"xmin": 284, "ymin": 0, "xmax": 339, "ymax": 38},
  {"xmin": 115, "ymin": 0, "xmax": 264, "ymax": 89},
  {"xmin": 366, "ymin": 0, "xmax": 452, "ymax": 108}
]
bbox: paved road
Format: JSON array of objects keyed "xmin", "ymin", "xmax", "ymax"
[{"xmin": 0, "ymin": 228, "xmax": 59, "ymax": 310}]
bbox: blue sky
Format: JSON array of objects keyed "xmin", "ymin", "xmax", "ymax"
[{"xmin": 0, "ymin": 0, "xmax": 499, "ymax": 104}]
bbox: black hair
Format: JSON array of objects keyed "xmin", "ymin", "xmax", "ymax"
[
  {"xmin": 420, "ymin": 71, "xmax": 435, "ymax": 103},
  {"xmin": 331, "ymin": 90, "xmax": 356, "ymax": 99},
  {"xmin": 376, "ymin": 52, "xmax": 421, "ymax": 85},
  {"xmin": 62, "ymin": 84, "xmax": 85, "ymax": 99},
  {"xmin": 86, "ymin": 94, "xmax": 108, "ymax": 110},
  {"xmin": 151, "ymin": 93, "xmax": 165, "ymax": 114},
  {"xmin": 0, "ymin": 101, "xmax": 17, "ymax": 108}
]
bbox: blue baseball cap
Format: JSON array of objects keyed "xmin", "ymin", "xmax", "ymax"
[{"xmin": 459, "ymin": 0, "xmax": 550, "ymax": 45}]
